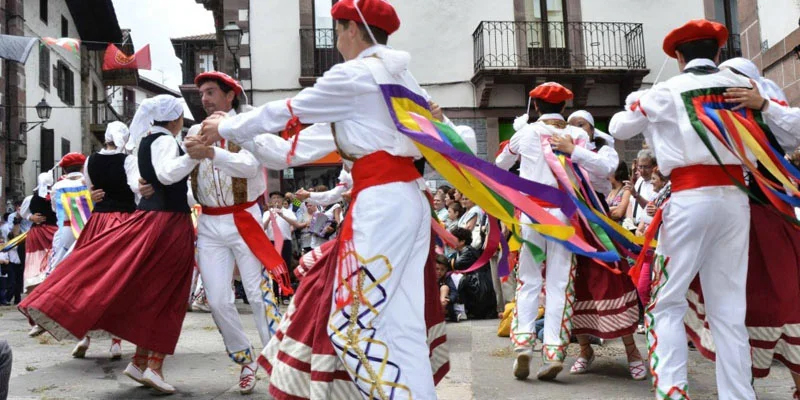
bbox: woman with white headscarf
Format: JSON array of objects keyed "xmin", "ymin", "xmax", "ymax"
[
  {"xmin": 19, "ymin": 172, "xmax": 58, "ymax": 337},
  {"xmin": 21, "ymin": 173, "xmax": 57, "ymax": 293},
  {"xmin": 66, "ymin": 121, "xmax": 140, "ymax": 361},
  {"xmin": 20, "ymin": 95, "xmax": 196, "ymax": 394},
  {"xmin": 683, "ymin": 57, "xmax": 800, "ymax": 397},
  {"xmin": 555, "ymin": 110, "xmax": 646, "ymax": 381}
]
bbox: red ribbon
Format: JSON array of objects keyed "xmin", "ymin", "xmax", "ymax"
[
  {"xmin": 282, "ymin": 99, "xmax": 302, "ymax": 165},
  {"xmin": 202, "ymin": 200, "xmax": 293, "ymax": 295}
]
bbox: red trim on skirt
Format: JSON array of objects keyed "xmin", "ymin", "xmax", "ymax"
[
  {"xmin": 685, "ymin": 204, "xmax": 800, "ymax": 376},
  {"xmin": 19, "ymin": 210, "xmax": 195, "ymax": 354}
]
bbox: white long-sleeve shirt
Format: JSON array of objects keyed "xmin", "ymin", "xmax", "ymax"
[
  {"xmin": 762, "ymin": 100, "xmax": 800, "ymax": 153},
  {"xmin": 149, "ymin": 126, "xmax": 199, "ymax": 186},
  {"xmin": 497, "ymin": 114, "xmax": 589, "ymax": 189},
  {"xmin": 219, "ymin": 45, "xmax": 425, "ymax": 163},
  {"xmin": 571, "ymin": 143, "xmax": 618, "ymax": 195},
  {"xmin": 610, "ymin": 58, "xmax": 756, "ymax": 176},
  {"xmin": 186, "ymin": 110, "xmax": 266, "ymax": 207},
  {"xmin": 83, "ymin": 149, "xmax": 142, "ymax": 204},
  {"xmin": 307, "ymin": 170, "xmax": 352, "ymax": 207}
]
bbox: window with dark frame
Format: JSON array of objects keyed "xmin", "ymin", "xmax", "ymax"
[
  {"xmin": 54, "ymin": 61, "xmax": 74, "ymax": 106},
  {"xmin": 39, "ymin": 45, "xmax": 50, "ymax": 91},
  {"xmin": 61, "ymin": 138, "xmax": 70, "ymax": 158},
  {"xmin": 40, "ymin": 128, "xmax": 54, "ymax": 172},
  {"xmin": 39, "ymin": 0, "xmax": 47, "ymax": 24},
  {"xmin": 61, "ymin": 16, "xmax": 68, "ymax": 38}
]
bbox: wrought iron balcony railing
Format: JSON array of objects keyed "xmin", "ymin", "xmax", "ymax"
[
  {"xmin": 300, "ymin": 28, "xmax": 344, "ymax": 77},
  {"xmin": 473, "ymin": 21, "xmax": 647, "ymax": 72},
  {"xmin": 719, "ymin": 33, "xmax": 742, "ymax": 63}
]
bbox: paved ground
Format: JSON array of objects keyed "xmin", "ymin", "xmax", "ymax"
[{"xmin": 1, "ymin": 303, "xmax": 795, "ymax": 399}]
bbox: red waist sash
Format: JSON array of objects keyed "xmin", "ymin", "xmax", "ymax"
[
  {"xmin": 335, "ymin": 151, "xmax": 422, "ymax": 309},
  {"xmin": 671, "ymin": 164, "xmax": 744, "ymax": 193},
  {"xmin": 350, "ymin": 151, "xmax": 422, "ymax": 198},
  {"xmin": 630, "ymin": 164, "xmax": 744, "ymax": 283},
  {"xmin": 202, "ymin": 200, "xmax": 293, "ymax": 295}
]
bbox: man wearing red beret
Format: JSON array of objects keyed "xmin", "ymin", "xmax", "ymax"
[
  {"xmin": 196, "ymin": 0, "xmax": 448, "ymax": 398},
  {"xmin": 47, "ymin": 152, "xmax": 88, "ymax": 274},
  {"xmin": 610, "ymin": 19, "xmax": 756, "ymax": 399},
  {"xmin": 170, "ymin": 70, "xmax": 280, "ymax": 394},
  {"xmin": 495, "ymin": 82, "xmax": 596, "ymax": 381}
]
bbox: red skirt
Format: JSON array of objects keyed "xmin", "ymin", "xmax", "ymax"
[
  {"xmin": 74, "ymin": 211, "xmax": 135, "ymax": 246},
  {"xmin": 23, "ymin": 224, "xmax": 57, "ymax": 290},
  {"xmin": 686, "ymin": 204, "xmax": 800, "ymax": 377},
  {"xmin": 260, "ymin": 234, "xmax": 449, "ymax": 400},
  {"xmin": 571, "ymin": 233, "xmax": 639, "ymax": 339},
  {"xmin": 19, "ymin": 210, "xmax": 195, "ymax": 354}
]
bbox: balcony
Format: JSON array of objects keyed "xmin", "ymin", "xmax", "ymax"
[
  {"xmin": 299, "ymin": 28, "xmax": 344, "ymax": 86},
  {"xmin": 472, "ymin": 21, "xmax": 650, "ymax": 107}
]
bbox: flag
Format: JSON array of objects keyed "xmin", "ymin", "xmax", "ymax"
[
  {"xmin": 0, "ymin": 34, "xmax": 38, "ymax": 63},
  {"xmin": 42, "ymin": 37, "xmax": 80, "ymax": 56},
  {"xmin": 102, "ymin": 43, "xmax": 151, "ymax": 71}
]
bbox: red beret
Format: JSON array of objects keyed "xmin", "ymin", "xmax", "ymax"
[
  {"xmin": 663, "ymin": 19, "xmax": 728, "ymax": 58},
  {"xmin": 59, "ymin": 152, "xmax": 86, "ymax": 168},
  {"xmin": 194, "ymin": 71, "xmax": 243, "ymax": 95},
  {"xmin": 529, "ymin": 82, "xmax": 573, "ymax": 104},
  {"xmin": 331, "ymin": 0, "xmax": 400, "ymax": 35}
]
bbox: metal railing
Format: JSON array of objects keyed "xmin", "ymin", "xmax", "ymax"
[
  {"xmin": 473, "ymin": 21, "xmax": 647, "ymax": 71},
  {"xmin": 719, "ymin": 33, "xmax": 742, "ymax": 62},
  {"xmin": 300, "ymin": 28, "xmax": 344, "ymax": 77}
]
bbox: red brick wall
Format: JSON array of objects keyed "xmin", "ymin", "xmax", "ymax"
[{"xmin": 739, "ymin": 0, "xmax": 800, "ymax": 106}]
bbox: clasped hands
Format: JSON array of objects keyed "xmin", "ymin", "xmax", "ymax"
[{"xmin": 185, "ymin": 111, "xmax": 229, "ymax": 160}]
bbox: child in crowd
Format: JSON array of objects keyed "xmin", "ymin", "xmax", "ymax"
[{"xmin": 435, "ymin": 255, "xmax": 458, "ymax": 322}]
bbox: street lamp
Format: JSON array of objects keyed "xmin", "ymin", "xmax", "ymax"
[
  {"xmin": 20, "ymin": 98, "xmax": 52, "ymax": 137},
  {"xmin": 222, "ymin": 21, "xmax": 243, "ymax": 78},
  {"xmin": 223, "ymin": 21, "xmax": 243, "ymax": 53}
]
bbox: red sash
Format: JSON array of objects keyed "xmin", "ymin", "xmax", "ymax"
[
  {"xmin": 335, "ymin": 151, "xmax": 422, "ymax": 309},
  {"xmin": 630, "ymin": 164, "xmax": 744, "ymax": 283},
  {"xmin": 202, "ymin": 200, "xmax": 293, "ymax": 295}
]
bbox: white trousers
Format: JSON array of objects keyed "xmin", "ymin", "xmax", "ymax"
[
  {"xmin": 196, "ymin": 204, "xmax": 276, "ymax": 365},
  {"xmin": 48, "ymin": 226, "xmax": 75, "ymax": 273},
  {"xmin": 512, "ymin": 210, "xmax": 574, "ymax": 362},
  {"xmin": 647, "ymin": 187, "xmax": 754, "ymax": 400},
  {"xmin": 327, "ymin": 181, "xmax": 436, "ymax": 400}
]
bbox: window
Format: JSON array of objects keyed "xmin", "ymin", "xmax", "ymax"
[
  {"xmin": 61, "ymin": 138, "xmax": 70, "ymax": 157},
  {"xmin": 123, "ymin": 88, "xmax": 135, "ymax": 119},
  {"xmin": 197, "ymin": 53, "xmax": 214, "ymax": 74},
  {"xmin": 91, "ymin": 84, "xmax": 98, "ymax": 124},
  {"xmin": 39, "ymin": 0, "xmax": 47, "ymax": 24},
  {"xmin": 40, "ymin": 128, "xmax": 54, "ymax": 172},
  {"xmin": 61, "ymin": 16, "xmax": 68, "ymax": 38},
  {"xmin": 241, "ymin": 32, "xmax": 249, "ymax": 45},
  {"xmin": 238, "ymin": 9, "xmax": 248, "ymax": 21},
  {"xmin": 240, "ymin": 56, "xmax": 251, "ymax": 69},
  {"xmin": 314, "ymin": 0, "xmax": 334, "ymax": 30},
  {"xmin": 39, "ymin": 45, "xmax": 50, "ymax": 90},
  {"xmin": 54, "ymin": 61, "xmax": 75, "ymax": 105}
]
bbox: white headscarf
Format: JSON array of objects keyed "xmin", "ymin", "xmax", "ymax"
[
  {"xmin": 719, "ymin": 57, "xmax": 788, "ymax": 104},
  {"xmin": 127, "ymin": 95, "xmax": 184, "ymax": 153},
  {"xmin": 104, "ymin": 121, "xmax": 130, "ymax": 153},
  {"xmin": 455, "ymin": 125, "xmax": 479, "ymax": 155},
  {"xmin": 35, "ymin": 172, "xmax": 53, "ymax": 198},
  {"xmin": 567, "ymin": 109, "xmax": 615, "ymax": 147},
  {"xmin": 567, "ymin": 110, "xmax": 594, "ymax": 127}
]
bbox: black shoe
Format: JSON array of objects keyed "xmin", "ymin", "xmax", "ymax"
[{"xmin": 0, "ymin": 301, "xmax": 11, "ymax": 306}]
